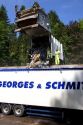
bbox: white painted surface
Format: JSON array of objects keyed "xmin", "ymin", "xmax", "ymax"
[{"xmin": 0, "ymin": 66, "xmax": 83, "ymax": 110}]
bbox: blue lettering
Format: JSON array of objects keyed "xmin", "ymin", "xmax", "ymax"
[
  {"xmin": 0, "ymin": 80, "xmax": 83, "ymax": 90},
  {"xmin": 24, "ymin": 81, "xmax": 29, "ymax": 88},
  {"xmin": 0, "ymin": 81, "xmax": 2, "ymax": 87},
  {"xmin": 7, "ymin": 81, "xmax": 12, "ymax": 88},
  {"xmin": 77, "ymin": 82, "xmax": 80, "ymax": 89},
  {"xmin": 18, "ymin": 81, "xmax": 24, "ymax": 88},
  {"xmin": 52, "ymin": 82, "xmax": 57, "ymax": 89},
  {"xmin": 29, "ymin": 81, "xmax": 34, "ymax": 88},
  {"xmin": 66, "ymin": 82, "xmax": 76, "ymax": 89},
  {"xmin": 58, "ymin": 82, "xmax": 65, "ymax": 89},
  {"xmin": 12, "ymin": 81, "xmax": 17, "ymax": 88},
  {"xmin": 46, "ymin": 82, "xmax": 51, "ymax": 89},
  {"xmin": 3, "ymin": 81, "xmax": 6, "ymax": 87}
]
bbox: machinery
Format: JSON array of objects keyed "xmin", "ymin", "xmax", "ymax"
[
  {"xmin": 15, "ymin": 3, "xmax": 63, "ymax": 67},
  {"xmin": 0, "ymin": 3, "xmax": 82, "ymax": 123}
]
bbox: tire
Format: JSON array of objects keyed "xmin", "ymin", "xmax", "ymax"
[
  {"xmin": 13, "ymin": 104, "xmax": 25, "ymax": 117},
  {"xmin": 1, "ymin": 103, "xmax": 12, "ymax": 115}
]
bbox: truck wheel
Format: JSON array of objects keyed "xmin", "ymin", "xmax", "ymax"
[
  {"xmin": 1, "ymin": 103, "xmax": 12, "ymax": 115},
  {"xmin": 13, "ymin": 105, "xmax": 25, "ymax": 117}
]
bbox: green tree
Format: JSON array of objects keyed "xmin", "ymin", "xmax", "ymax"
[
  {"xmin": 48, "ymin": 10, "xmax": 70, "ymax": 64},
  {"xmin": 0, "ymin": 5, "xmax": 9, "ymax": 24},
  {"xmin": 0, "ymin": 21, "xmax": 10, "ymax": 65},
  {"xmin": 20, "ymin": 5, "xmax": 26, "ymax": 11},
  {"xmin": 17, "ymin": 33, "xmax": 31, "ymax": 66},
  {"xmin": 48, "ymin": 11, "xmax": 64, "ymax": 39},
  {"xmin": 0, "ymin": 5, "xmax": 17, "ymax": 66},
  {"xmin": 8, "ymin": 24, "xmax": 19, "ymax": 66},
  {"xmin": 64, "ymin": 21, "xmax": 83, "ymax": 64}
]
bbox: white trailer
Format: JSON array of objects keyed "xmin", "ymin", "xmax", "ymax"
[{"xmin": 0, "ymin": 65, "xmax": 83, "ymax": 118}]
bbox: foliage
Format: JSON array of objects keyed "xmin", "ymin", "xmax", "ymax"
[
  {"xmin": 0, "ymin": 5, "xmax": 30, "ymax": 66},
  {"xmin": 20, "ymin": 5, "xmax": 26, "ymax": 11},
  {"xmin": 17, "ymin": 34, "xmax": 27, "ymax": 66},
  {"xmin": 48, "ymin": 11, "xmax": 83, "ymax": 64},
  {"xmin": 64, "ymin": 21, "xmax": 83, "ymax": 63},
  {"xmin": 0, "ymin": 5, "xmax": 9, "ymax": 24},
  {"xmin": 32, "ymin": 1, "xmax": 40, "ymax": 8},
  {"xmin": 0, "ymin": 4, "xmax": 83, "ymax": 66},
  {"xmin": 79, "ymin": 19, "xmax": 83, "ymax": 30},
  {"xmin": 0, "ymin": 5, "xmax": 10, "ymax": 66}
]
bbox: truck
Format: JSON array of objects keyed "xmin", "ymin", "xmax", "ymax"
[
  {"xmin": 0, "ymin": 65, "xmax": 83, "ymax": 120},
  {"xmin": 0, "ymin": 3, "xmax": 82, "ymax": 123}
]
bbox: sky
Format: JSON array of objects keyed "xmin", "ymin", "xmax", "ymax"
[{"xmin": 0, "ymin": 0, "xmax": 83, "ymax": 24}]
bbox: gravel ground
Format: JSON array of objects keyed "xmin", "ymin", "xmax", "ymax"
[{"xmin": 0, "ymin": 114, "xmax": 64, "ymax": 125}]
